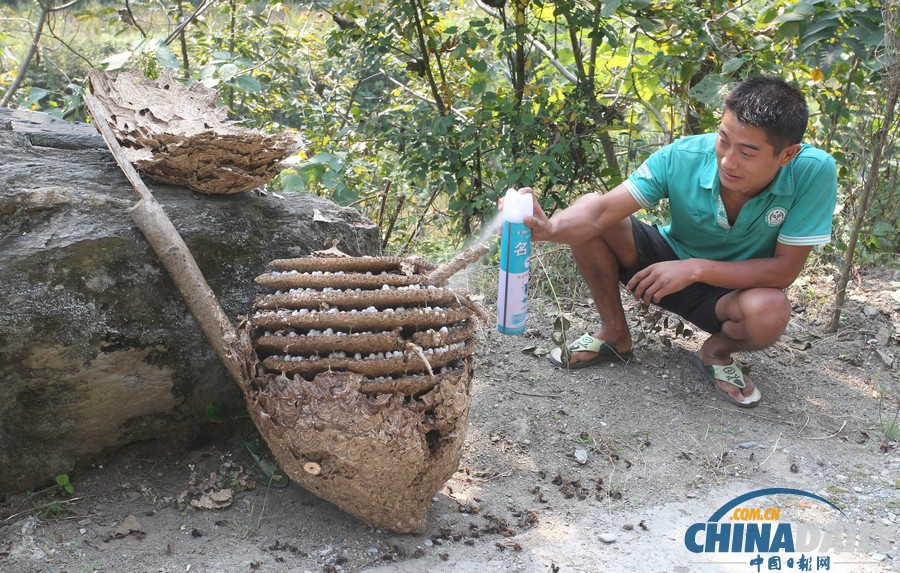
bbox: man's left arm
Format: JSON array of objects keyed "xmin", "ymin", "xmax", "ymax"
[{"xmin": 627, "ymin": 243, "xmax": 813, "ymax": 304}]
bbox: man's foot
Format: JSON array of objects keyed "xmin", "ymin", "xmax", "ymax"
[
  {"xmin": 691, "ymin": 352, "xmax": 761, "ymax": 408},
  {"xmin": 547, "ymin": 333, "xmax": 632, "ymax": 369}
]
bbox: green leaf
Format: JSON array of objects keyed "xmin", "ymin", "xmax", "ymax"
[
  {"xmin": 771, "ymin": 8, "xmax": 815, "ymax": 25},
  {"xmin": 331, "ymin": 185, "xmax": 358, "ymax": 206},
  {"xmin": 774, "ymin": 21, "xmax": 802, "ymax": 44},
  {"xmin": 296, "ymin": 163, "xmax": 326, "ymax": 187},
  {"xmin": 688, "ymin": 74, "xmax": 731, "ymax": 107},
  {"xmin": 152, "ymin": 41, "xmax": 181, "ymax": 69},
  {"xmin": 200, "ymin": 76, "xmax": 221, "ymax": 89},
  {"xmin": 55, "ymin": 473, "xmax": 74, "ymax": 495},
  {"xmin": 843, "ymin": 37, "xmax": 869, "ymax": 61},
  {"xmin": 233, "ymin": 75, "xmax": 261, "ymax": 93},
  {"xmin": 205, "ymin": 402, "xmax": 231, "ymax": 423},
  {"xmin": 100, "ymin": 50, "xmax": 133, "ymax": 71},
  {"xmin": 21, "ymin": 87, "xmax": 49, "ymax": 108},
  {"xmin": 219, "ymin": 63, "xmax": 239, "ymax": 82},
  {"xmin": 801, "ymin": 13, "xmax": 841, "ymax": 35},
  {"xmin": 814, "ymin": 44, "xmax": 844, "ymax": 75},
  {"xmin": 721, "ymin": 57, "xmax": 747, "ymax": 75},
  {"xmin": 601, "ymin": 0, "xmax": 622, "ymax": 17},
  {"xmin": 846, "ymin": 25, "xmax": 884, "ymax": 47},
  {"xmin": 279, "ymin": 172, "xmax": 307, "ymax": 193},
  {"xmin": 240, "ymin": 437, "xmax": 290, "ymax": 488}
]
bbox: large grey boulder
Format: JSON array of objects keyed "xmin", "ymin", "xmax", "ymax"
[{"xmin": 0, "ymin": 107, "xmax": 380, "ymax": 494}]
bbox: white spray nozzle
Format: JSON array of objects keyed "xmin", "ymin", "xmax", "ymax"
[{"xmin": 502, "ymin": 188, "xmax": 534, "ymax": 223}]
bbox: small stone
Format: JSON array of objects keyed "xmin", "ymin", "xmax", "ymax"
[
  {"xmin": 739, "ymin": 442, "xmax": 758, "ymax": 449},
  {"xmin": 598, "ymin": 533, "xmax": 618, "ymax": 544},
  {"xmin": 622, "ymin": 523, "xmax": 634, "ymax": 531},
  {"xmin": 574, "ymin": 448, "xmax": 589, "ymax": 465},
  {"xmin": 871, "ymin": 553, "xmax": 886, "ymax": 562}
]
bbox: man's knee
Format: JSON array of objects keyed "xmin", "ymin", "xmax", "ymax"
[
  {"xmin": 741, "ymin": 288, "xmax": 791, "ymax": 336},
  {"xmin": 571, "ymin": 219, "xmax": 638, "ymax": 269}
]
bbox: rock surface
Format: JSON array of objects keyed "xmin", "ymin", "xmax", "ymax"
[{"xmin": 0, "ymin": 107, "xmax": 380, "ymax": 494}]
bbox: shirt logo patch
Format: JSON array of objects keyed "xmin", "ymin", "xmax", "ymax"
[
  {"xmin": 635, "ymin": 162, "xmax": 653, "ymax": 179},
  {"xmin": 766, "ymin": 207, "xmax": 787, "ymax": 227}
]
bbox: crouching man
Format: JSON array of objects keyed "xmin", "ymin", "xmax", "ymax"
[{"xmin": 520, "ymin": 76, "xmax": 837, "ymax": 408}]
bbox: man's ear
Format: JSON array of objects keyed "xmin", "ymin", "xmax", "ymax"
[{"xmin": 778, "ymin": 143, "xmax": 802, "ymax": 166}]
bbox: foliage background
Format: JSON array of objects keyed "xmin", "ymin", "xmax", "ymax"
[{"xmin": 1, "ymin": 0, "xmax": 897, "ymax": 277}]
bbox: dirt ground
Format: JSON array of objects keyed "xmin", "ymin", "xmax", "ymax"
[{"xmin": 2, "ymin": 265, "xmax": 899, "ymax": 573}]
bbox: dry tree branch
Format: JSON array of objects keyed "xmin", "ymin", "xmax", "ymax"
[
  {"xmin": 164, "ymin": 0, "xmax": 217, "ymax": 46},
  {"xmin": 427, "ymin": 243, "xmax": 490, "ymax": 287},
  {"xmin": 123, "ymin": 0, "xmax": 147, "ymax": 37},
  {"xmin": 1, "ymin": 1, "xmax": 53, "ymax": 106},
  {"xmin": 475, "ymin": 0, "xmax": 578, "ymax": 84}
]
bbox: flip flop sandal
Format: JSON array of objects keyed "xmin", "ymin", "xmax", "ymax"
[
  {"xmin": 690, "ymin": 353, "xmax": 762, "ymax": 408},
  {"xmin": 547, "ymin": 333, "xmax": 633, "ymax": 370}
]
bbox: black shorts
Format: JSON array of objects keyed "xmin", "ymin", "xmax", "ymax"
[{"xmin": 618, "ymin": 217, "xmax": 733, "ymax": 334}]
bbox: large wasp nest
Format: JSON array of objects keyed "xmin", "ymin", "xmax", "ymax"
[
  {"xmin": 245, "ymin": 249, "xmax": 484, "ymax": 533},
  {"xmin": 87, "ymin": 69, "xmax": 297, "ymax": 195}
]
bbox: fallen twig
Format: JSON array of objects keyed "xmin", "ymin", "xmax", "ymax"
[
  {"xmin": 2, "ymin": 496, "xmax": 91, "ymax": 523},
  {"xmin": 755, "ymin": 432, "xmax": 782, "ymax": 470},
  {"xmin": 510, "ymin": 388, "xmax": 561, "ymax": 399},
  {"xmin": 803, "ymin": 420, "xmax": 847, "ymax": 441}
]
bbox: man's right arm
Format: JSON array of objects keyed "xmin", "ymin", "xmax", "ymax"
[{"xmin": 522, "ymin": 185, "xmax": 642, "ymax": 245}]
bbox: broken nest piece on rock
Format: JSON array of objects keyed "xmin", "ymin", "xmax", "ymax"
[
  {"xmin": 87, "ymin": 69, "xmax": 298, "ymax": 194},
  {"xmin": 245, "ymin": 250, "xmax": 485, "ymax": 533}
]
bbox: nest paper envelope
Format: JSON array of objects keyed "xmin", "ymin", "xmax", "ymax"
[
  {"xmin": 247, "ymin": 253, "xmax": 482, "ymax": 533},
  {"xmin": 88, "ymin": 69, "xmax": 297, "ymax": 195}
]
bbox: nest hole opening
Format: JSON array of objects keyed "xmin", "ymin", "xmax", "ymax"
[{"xmin": 424, "ymin": 429, "xmax": 442, "ymax": 456}]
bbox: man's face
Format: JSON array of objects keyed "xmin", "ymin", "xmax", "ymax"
[{"xmin": 715, "ymin": 111, "xmax": 800, "ymax": 197}]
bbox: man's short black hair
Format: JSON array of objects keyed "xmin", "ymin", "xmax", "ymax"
[{"xmin": 723, "ymin": 76, "xmax": 809, "ymax": 153}]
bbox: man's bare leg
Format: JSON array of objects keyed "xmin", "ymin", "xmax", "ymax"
[
  {"xmin": 567, "ymin": 218, "xmax": 639, "ymax": 364},
  {"xmin": 699, "ymin": 288, "xmax": 791, "ymax": 400}
]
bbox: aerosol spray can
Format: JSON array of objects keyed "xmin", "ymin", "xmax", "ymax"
[{"xmin": 497, "ymin": 188, "xmax": 533, "ymax": 335}]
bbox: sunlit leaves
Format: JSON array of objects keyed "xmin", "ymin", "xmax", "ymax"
[{"xmin": 6, "ymin": 0, "xmax": 894, "ymax": 257}]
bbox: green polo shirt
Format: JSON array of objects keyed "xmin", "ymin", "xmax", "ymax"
[{"xmin": 623, "ymin": 133, "xmax": 837, "ymax": 261}]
